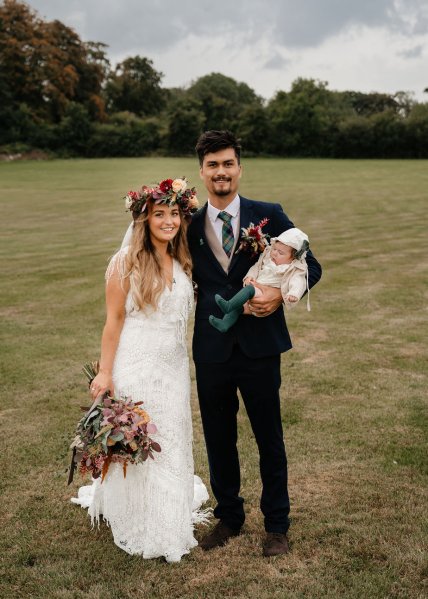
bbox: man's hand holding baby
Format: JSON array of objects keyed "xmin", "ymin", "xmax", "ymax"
[{"xmin": 248, "ymin": 282, "xmax": 283, "ymax": 317}]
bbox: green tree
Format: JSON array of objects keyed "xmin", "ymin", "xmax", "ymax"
[
  {"xmin": 187, "ymin": 73, "xmax": 262, "ymax": 131},
  {"xmin": 105, "ymin": 56, "xmax": 165, "ymax": 116},
  {"xmin": 0, "ymin": 0, "xmax": 45, "ymax": 115},
  {"xmin": 342, "ymin": 91, "xmax": 398, "ymax": 117},
  {"xmin": 86, "ymin": 118, "xmax": 161, "ymax": 157},
  {"xmin": 402, "ymin": 103, "xmax": 428, "ymax": 158},
  {"xmin": 59, "ymin": 102, "xmax": 92, "ymax": 155},
  {"xmin": 165, "ymin": 95, "xmax": 205, "ymax": 155},
  {"xmin": 393, "ymin": 91, "xmax": 416, "ymax": 118},
  {"xmin": 237, "ymin": 104, "xmax": 271, "ymax": 155},
  {"xmin": 266, "ymin": 78, "xmax": 336, "ymax": 156},
  {"xmin": 335, "ymin": 115, "xmax": 375, "ymax": 158},
  {"xmin": 41, "ymin": 19, "xmax": 108, "ymax": 121},
  {"xmin": 0, "ymin": 0, "xmax": 108, "ymax": 124}
]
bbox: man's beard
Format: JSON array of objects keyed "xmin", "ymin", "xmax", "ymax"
[{"xmin": 213, "ymin": 179, "xmax": 231, "ymax": 196}]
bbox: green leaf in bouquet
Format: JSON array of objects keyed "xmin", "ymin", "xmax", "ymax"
[
  {"xmin": 83, "ymin": 396, "xmax": 105, "ymax": 426},
  {"xmin": 101, "ymin": 435, "xmax": 110, "ymax": 452},
  {"xmin": 109, "ymin": 432, "xmax": 125, "ymax": 442},
  {"xmin": 84, "ymin": 410, "xmax": 99, "ymax": 423}
]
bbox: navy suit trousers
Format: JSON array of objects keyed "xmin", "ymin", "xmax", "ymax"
[{"xmin": 195, "ymin": 344, "xmax": 290, "ymax": 533}]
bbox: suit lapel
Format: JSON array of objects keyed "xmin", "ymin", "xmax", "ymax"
[{"xmin": 194, "ymin": 204, "xmax": 227, "ymax": 277}]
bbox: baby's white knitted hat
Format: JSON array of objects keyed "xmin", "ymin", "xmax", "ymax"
[{"xmin": 272, "ymin": 227, "xmax": 309, "ymax": 258}]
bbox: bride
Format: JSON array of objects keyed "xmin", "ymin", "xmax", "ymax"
[{"xmin": 72, "ymin": 178, "xmax": 209, "ymax": 562}]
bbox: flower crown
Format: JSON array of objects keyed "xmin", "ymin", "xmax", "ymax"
[{"xmin": 124, "ymin": 178, "xmax": 199, "ymax": 220}]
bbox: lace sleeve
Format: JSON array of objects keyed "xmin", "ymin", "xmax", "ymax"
[{"xmin": 105, "ymin": 246, "xmax": 130, "ymax": 282}]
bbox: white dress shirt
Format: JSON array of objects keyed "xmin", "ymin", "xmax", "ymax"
[{"xmin": 207, "ymin": 194, "xmax": 240, "ymax": 246}]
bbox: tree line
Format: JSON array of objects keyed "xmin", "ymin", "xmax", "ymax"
[{"xmin": 1, "ymin": 0, "xmax": 427, "ymax": 158}]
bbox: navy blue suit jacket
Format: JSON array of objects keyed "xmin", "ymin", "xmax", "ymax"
[{"xmin": 188, "ymin": 196, "xmax": 322, "ymax": 363}]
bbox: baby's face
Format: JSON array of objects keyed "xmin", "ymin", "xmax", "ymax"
[{"xmin": 271, "ymin": 241, "xmax": 294, "ymax": 265}]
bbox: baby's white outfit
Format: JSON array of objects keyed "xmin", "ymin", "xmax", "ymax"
[{"xmin": 245, "ymin": 246, "xmax": 309, "ymax": 310}]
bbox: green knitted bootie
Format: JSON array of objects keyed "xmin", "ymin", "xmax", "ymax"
[
  {"xmin": 215, "ymin": 285, "xmax": 256, "ymax": 315},
  {"xmin": 209, "ymin": 310, "xmax": 241, "ymax": 333},
  {"xmin": 214, "ymin": 294, "xmax": 230, "ymax": 314}
]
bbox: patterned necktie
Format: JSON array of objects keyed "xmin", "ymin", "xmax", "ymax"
[{"xmin": 218, "ymin": 211, "xmax": 234, "ymax": 257}]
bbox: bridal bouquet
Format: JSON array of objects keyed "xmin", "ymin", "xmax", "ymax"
[
  {"xmin": 68, "ymin": 362, "xmax": 161, "ymax": 484},
  {"xmin": 236, "ymin": 218, "xmax": 270, "ymax": 257}
]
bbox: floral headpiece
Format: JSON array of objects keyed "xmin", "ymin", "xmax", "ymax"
[{"xmin": 124, "ymin": 178, "xmax": 199, "ymax": 221}]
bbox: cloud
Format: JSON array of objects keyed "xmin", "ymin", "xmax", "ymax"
[
  {"xmin": 398, "ymin": 45, "xmax": 424, "ymax": 59},
  {"xmin": 273, "ymin": 0, "xmax": 392, "ymax": 47},
  {"xmin": 28, "ymin": 0, "xmax": 428, "ymax": 53},
  {"xmin": 29, "ymin": 0, "xmax": 259, "ymax": 53},
  {"xmin": 272, "ymin": 0, "xmax": 428, "ymax": 47},
  {"xmin": 25, "ymin": 1, "xmax": 428, "ymax": 101},
  {"xmin": 263, "ymin": 53, "xmax": 290, "ymax": 70}
]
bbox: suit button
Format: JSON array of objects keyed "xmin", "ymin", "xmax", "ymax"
[{"xmin": 227, "ymin": 284, "xmax": 233, "ymax": 290}]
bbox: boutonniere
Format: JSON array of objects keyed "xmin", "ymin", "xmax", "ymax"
[{"xmin": 236, "ymin": 218, "xmax": 270, "ymax": 257}]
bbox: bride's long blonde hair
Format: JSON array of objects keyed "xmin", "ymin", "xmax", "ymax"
[{"xmin": 125, "ymin": 207, "xmax": 192, "ymax": 311}]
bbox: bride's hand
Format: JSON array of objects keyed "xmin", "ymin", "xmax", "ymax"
[{"xmin": 90, "ymin": 371, "xmax": 114, "ymax": 400}]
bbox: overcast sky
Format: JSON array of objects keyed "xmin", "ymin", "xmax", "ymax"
[{"xmin": 27, "ymin": 0, "xmax": 428, "ymax": 101}]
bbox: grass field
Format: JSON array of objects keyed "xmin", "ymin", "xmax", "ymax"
[{"xmin": 1, "ymin": 157, "xmax": 427, "ymax": 599}]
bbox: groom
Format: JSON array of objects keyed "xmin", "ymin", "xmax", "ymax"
[{"xmin": 188, "ymin": 130, "xmax": 322, "ymax": 556}]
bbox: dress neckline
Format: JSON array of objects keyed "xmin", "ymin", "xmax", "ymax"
[{"xmin": 165, "ymin": 259, "xmax": 176, "ymax": 292}]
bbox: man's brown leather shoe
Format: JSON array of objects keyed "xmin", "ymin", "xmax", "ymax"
[
  {"xmin": 262, "ymin": 532, "xmax": 290, "ymax": 557},
  {"xmin": 199, "ymin": 521, "xmax": 241, "ymax": 550}
]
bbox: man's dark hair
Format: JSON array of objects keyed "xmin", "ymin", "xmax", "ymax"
[{"xmin": 195, "ymin": 130, "xmax": 241, "ymax": 166}]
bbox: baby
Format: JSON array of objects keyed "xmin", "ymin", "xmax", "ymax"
[{"xmin": 209, "ymin": 227, "xmax": 310, "ymax": 333}]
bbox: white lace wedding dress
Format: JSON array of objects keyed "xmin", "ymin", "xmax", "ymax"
[{"xmin": 72, "ymin": 247, "xmax": 210, "ymax": 562}]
